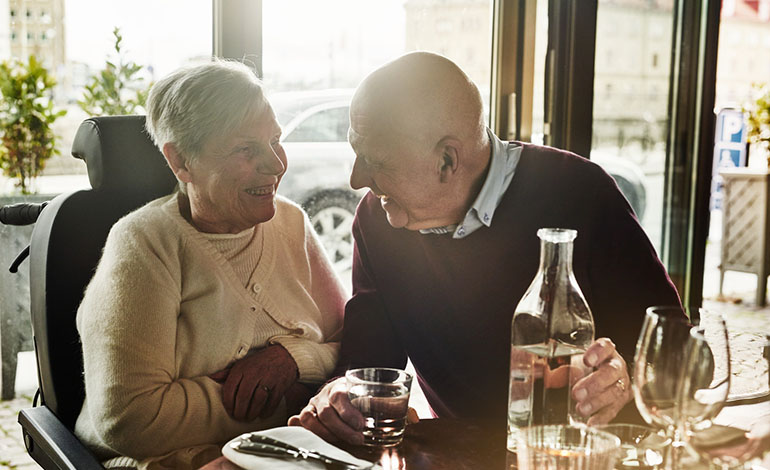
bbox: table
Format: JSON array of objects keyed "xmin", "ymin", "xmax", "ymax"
[
  {"xmin": 200, "ymin": 410, "xmax": 770, "ymax": 470},
  {"xmin": 199, "ymin": 419, "xmax": 512, "ymax": 469}
]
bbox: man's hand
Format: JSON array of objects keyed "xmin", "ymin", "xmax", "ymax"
[
  {"xmin": 284, "ymin": 382, "xmax": 315, "ymax": 416},
  {"xmin": 209, "ymin": 344, "xmax": 298, "ymax": 422},
  {"xmin": 287, "ymin": 377, "xmax": 365, "ymax": 445},
  {"xmin": 571, "ymin": 338, "xmax": 632, "ymax": 425}
]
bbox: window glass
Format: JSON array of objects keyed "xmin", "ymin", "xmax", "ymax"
[
  {"xmin": 590, "ymin": 0, "xmax": 675, "ymax": 254},
  {"xmin": 284, "ymin": 106, "xmax": 350, "ymax": 143},
  {"xmin": 262, "ymin": 0, "xmax": 494, "ymax": 286},
  {"xmin": 1, "ymin": 0, "xmax": 212, "ymax": 194},
  {"xmin": 703, "ymin": 6, "xmax": 770, "ymax": 317}
]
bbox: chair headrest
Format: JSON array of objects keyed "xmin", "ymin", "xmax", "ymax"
[{"xmin": 71, "ymin": 115, "xmax": 177, "ymax": 194}]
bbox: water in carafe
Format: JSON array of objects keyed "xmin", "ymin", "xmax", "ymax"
[{"xmin": 507, "ymin": 228, "xmax": 594, "ymax": 451}]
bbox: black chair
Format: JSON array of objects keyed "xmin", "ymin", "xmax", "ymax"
[{"xmin": 18, "ymin": 116, "xmax": 177, "ymax": 469}]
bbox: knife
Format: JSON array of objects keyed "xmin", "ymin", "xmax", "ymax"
[{"xmin": 231, "ymin": 435, "xmax": 373, "ymax": 469}]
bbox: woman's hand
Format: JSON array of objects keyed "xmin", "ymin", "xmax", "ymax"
[{"xmin": 210, "ymin": 344, "xmax": 299, "ymax": 421}]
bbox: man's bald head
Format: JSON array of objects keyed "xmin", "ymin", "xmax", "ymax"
[
  {"xmin": 351, "ymin": 52, "xmax": 486, "ymax": 151},
  {"xmin": 348, "ymin": 52, "xmax": 492, "ymax": 231}
]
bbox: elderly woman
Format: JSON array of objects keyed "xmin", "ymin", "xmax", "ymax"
[{"xmin": 74, "ymin": 60, "xmax": 346, "ymax": 469}]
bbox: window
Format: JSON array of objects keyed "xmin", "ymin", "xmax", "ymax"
[
  {"xmin": 705, "ymin": 3, "xmax": 770, "ymax": 310},
  {"xmin": 284, "ymin": 106, "xmax": 350, "ymax": 143},
  {"xmin": 590, "ymin": 0, "xmax": 675, "ymax": 252},
  {"xmin": 261, "ymin": 0, "xmax": 494, "ymax": 284},
  {"xmin": 0, "ymin": 0, "xmax": 213, "ymax": 194}
]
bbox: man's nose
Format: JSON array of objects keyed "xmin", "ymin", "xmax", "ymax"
[{"xmin": 349, "ymin": 156, "xmax": 371, "ymax": 190}]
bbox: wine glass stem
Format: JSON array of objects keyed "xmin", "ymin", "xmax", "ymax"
[{"xmin": 663, "ymin": 426, "xmax": 687, "ymax": 470}]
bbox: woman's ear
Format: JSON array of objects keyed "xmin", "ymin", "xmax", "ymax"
[{"xmin": 163, "ymin": 143, "xmax": 193, "ymax": 184}]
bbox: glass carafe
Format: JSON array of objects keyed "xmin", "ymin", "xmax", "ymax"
[{"xmin": 507, "ymin": 228, "xmax": 595, "ymax": 451}]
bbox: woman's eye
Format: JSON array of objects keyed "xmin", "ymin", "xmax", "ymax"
[{"xmin": 235, "ymin": 146, "xmax": 255, "ymax": 157}]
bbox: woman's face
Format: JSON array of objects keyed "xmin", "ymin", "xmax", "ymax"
[{"xmin": 185, "ymin": 104, "xmax": 287, "ymax": 234}]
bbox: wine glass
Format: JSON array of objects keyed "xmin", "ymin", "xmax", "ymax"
[
  {"xmin": 632, "ymin": 306, "xmax": 732, "ymax": 469},
  {"xmin": 633, "ymin": 306, "xmax": 694, "ymax": 469},
  {"xmin": 679, "ymin": 311, "xmax": 731, "ymax": 435}
]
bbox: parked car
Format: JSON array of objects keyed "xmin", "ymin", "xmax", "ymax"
[
  {"xmin": 271, "ymin": 90, "xmax": 647, "ymax": 274},
  {"xmin": 270, "ymin": 89, "xmax": 360, "ymax": 274}
]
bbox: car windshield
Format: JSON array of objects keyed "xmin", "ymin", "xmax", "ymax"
[{"xmin": 269, "ymin": 90, "xmax": 353, "ymax": 133}]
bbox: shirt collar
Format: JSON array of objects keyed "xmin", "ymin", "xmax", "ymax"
[{"xmin": 466, "ymin": 128, "xmax": 519, "ymax": 229}]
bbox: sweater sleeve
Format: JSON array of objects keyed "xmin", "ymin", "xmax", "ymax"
[
  {"xmin": 586, "ymin": 169, "xmax": 683, "ymax": 363},
  {"xmin": 270, "ymin": 213, "xmax": 346, "ymax": 384},
  {"xmin": 336, "ymin": 207, "xmax": 408, "ymax": 377},
  {"xmin": 76, "ymin": 219, "xmax": 280, "ymax": 460}
]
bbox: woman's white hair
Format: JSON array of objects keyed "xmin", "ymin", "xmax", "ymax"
[{"xmin": 145, "ymin": 59, "xmax": 268, "ymax": 166}]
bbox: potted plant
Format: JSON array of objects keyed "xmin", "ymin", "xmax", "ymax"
[
  {"xmin": 78, "ymin": 27, "xmax": 150, "ymax": 116},
  {"xmin": 745, "ymin": 82, "xmax": 770, "ymax": 167},
  {"xmin": 0, "ymin": 55, "xmax": 66, "ymax": 194}
]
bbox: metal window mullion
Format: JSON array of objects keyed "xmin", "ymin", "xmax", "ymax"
[
  {"xmin": 212, "ymin": 0, "xmax": 263, "ymax": 77},
  {"xmin": 490, "ymin": 0, "xmax": 536, "ymax": 142},
  {"xmin": 661, "ymin": 0, "xmax": 720, "ymax": 307}
]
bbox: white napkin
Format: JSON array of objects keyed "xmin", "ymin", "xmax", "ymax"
[{"xmin": 222, "ymin": 426, "xmax": 378, "ymax": 469}]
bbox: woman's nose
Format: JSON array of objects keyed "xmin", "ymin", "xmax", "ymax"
[{"xmin": 259, "ymin": 148, "xmax": 286, "ymax": 177}]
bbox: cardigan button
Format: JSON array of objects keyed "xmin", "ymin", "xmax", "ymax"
[
  {"xmin": 252, "ymin": 283, "xmax": 262, "ymax": 293},
  {"xmin": 250, "ymin": 306, "xmax": 257, "ymax": 312}
]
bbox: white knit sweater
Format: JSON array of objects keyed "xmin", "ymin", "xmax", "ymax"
[{"xmin": 74, "ymin": 192, "xmax": 346, "ymax": 465}]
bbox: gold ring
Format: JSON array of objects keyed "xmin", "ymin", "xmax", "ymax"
[{"xmin": 615, "ymin": 378, "xmax": 627, "ymax": 392}]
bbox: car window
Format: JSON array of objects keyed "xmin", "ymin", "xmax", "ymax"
[{"xmin": 284, "ymin": 106, "xmax": 350, "ymax": 143}]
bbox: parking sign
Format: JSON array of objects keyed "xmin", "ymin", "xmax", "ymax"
[{"xmin": 711, "ymin": 109, "xmax": 747, "ymax": 210}]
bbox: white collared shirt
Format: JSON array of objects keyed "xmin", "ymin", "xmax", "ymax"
[{"xmin": 420, "ymin": 128, "xmax": 522, "ymax": 238}]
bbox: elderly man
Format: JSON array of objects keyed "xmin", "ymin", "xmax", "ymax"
[{"xmin": 289, "ymin": 52, "xmax": 681, "ymax": 444}]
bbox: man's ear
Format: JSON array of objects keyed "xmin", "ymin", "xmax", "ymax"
[
  {"xmin": 437, "ymin": 139, "xmax": 460, "ymax": 183},
  {"xmin": 163, "ymin": 143, "xmax": 193, "ymax": 184}
]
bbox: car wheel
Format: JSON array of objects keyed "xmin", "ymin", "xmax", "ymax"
[{"xmin": 303, "ymin": 190, "xmax": 360, "ymax": 273}]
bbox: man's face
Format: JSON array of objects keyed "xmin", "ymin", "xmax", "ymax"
[{"xmin": 348, "ymin": 112, "xmax": 453, "ymax": 231}]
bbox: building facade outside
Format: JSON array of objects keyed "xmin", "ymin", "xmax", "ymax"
[
  {"xmin": 404, "ymin": 0, "xmax": 492, "ymax": 99},
  {"xmin": 7, "ymin": 0, "xmax": 65, "ymax": 70}
]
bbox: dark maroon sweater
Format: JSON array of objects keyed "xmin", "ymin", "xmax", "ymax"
[{"xmin": 338, "ymin": 143, "xmax": 681, "ymax": 428}]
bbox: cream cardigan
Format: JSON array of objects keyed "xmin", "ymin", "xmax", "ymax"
[{"xmin": 74, "ymin": 193, "xmax": 345, "ymax": 463}]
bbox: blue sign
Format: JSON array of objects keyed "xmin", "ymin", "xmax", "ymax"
[
  {"xmin": 716, "ymin": 109, "xmax": 747, "ymax": 146},
  {"xmin": 711, "ymin": 108, "xmax": 747, "ymax": 210}
]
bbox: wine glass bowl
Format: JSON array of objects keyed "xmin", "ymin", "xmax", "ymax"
[
  {"xmin": 632, "ymin": 306, "xmax": 693, "ymax": 434},
  {"xmin": 679, "ymin": 319, "xmax": 731, "ymax": 433},
  {"xmin": 632, "ymin": 306, "xmax": 732, "ymax": 469}
]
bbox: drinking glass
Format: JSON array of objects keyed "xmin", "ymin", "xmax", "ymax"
[
  {"xmin": 633, "ymin": 307, "xmax": 693, "ymax": 449},
  {"xmin": 633, "ymin": 306, "xmax": 732, "ymax": 469},
  {"xmin": 679, "ymin": 314, "xmax": 731, "ymax": 435},
  {"xmin": 346, "ymin": 368, "xmax": 413, "ymax": 447},
  {"xmin": 515, "ymin": 424, "xmax": 621, "ymax": 470},
  {"xmin": 595, "ymin": 424, "xmax": 667, "ymax": 470}
]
